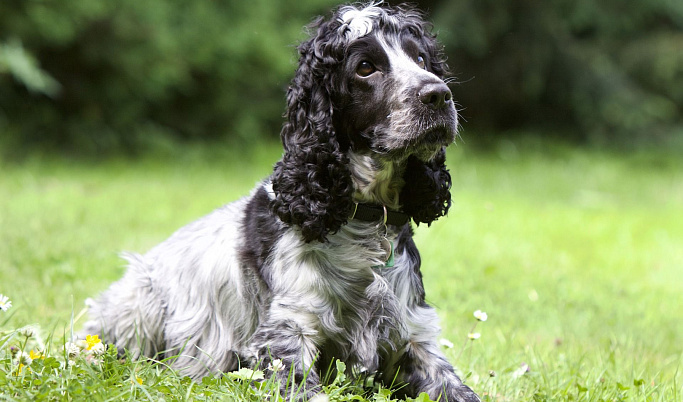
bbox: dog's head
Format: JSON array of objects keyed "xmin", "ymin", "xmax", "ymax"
[{"xmin": 271, "ymin": 3, "xmax": 456, "ymax": 243}]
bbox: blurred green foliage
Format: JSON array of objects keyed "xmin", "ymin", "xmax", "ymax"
[
  {"xmin": 0, "ymin": 0, "xmax": 337, "ymax": 153},
  {"xmin": 0, "ymin": 0, "xmax": 681, "ymax": 153},
  {"xmin": 431, "ymin": 0, "xmax": 683, "ymax": 145}
]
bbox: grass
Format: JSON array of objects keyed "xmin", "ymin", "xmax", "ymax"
[{"xmin": 1, "ymin": 137, "xmax": 682, "ymax": 401}]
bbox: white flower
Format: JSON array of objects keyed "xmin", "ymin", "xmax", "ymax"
[
  {"xmin": 0, "ymin": 294, "xmax": 12, "ymax": 311},
  {"xmin": 15, "ymin": 351, "xmax": 33, "ymax": 366},
  {"xmin": 267, "ymin": 358, "xmax": 285, "ymax": 372},
  {"xmin": 473, "ymin": 310, "xmax": 488, "ymax": 322},
  {"xmin": 439, "ymin": 338, "xmax": 454, "ymax": 349},
  {"xmin": 467, "ymin": 332, "xmax": 481, "ymax": 340},
  {"xmin": 88, "ymin": 341, "xmax": 106, "ymax": 356},
  {"xmin": 18, "ymin": 325, "xmax": 39, "ymax": 338},
  {"xmin": 512, "ymin": 362, "xmax": 530, "ymax": 378},
  {"xmin": 65, "ymin": 342, "xmax": 82, "ymax": 360}
]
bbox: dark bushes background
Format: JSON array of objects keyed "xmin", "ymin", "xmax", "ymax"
[
  {"xmin": 1, "ymin": 0, "xmax": 681, "ymax": 153},
  {"xmin": 431, "ymin": 0, "xmax": 683, "ymax": 146}
]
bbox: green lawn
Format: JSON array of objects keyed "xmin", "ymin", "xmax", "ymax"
[{"xmin": 1, "ymin": 139, "xmax": 682, "ymax": 401}]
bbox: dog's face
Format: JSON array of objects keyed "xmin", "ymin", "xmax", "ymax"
[
  {"xmin": 333, "ymin": 8, "xmax": 458, "ymax": 162},
  {"xmin": 272, "ymin": 4, "xmax": 455, "ymax": 242}
]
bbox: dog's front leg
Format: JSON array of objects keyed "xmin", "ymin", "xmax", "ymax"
[
  {"xmin": 396, "ymin": 306, "xmax": 480, "ymax": 402},
  {"xmin": 398, "ymin": 340, "xmax": 480, "ymax": 402},
  {"xmin": 250, "ymin": 308, "xmax": 322, "ymax": 401}
]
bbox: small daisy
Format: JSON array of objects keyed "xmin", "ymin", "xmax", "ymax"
[
  {"xmin": 15, "ymin": 350, "xmax": 33, "ymax": 367},
  {"xmin": 473, "ymin": 310, "xmax": 488, "ymax": 322},
  {"xmin": 19, "ymin": 325, "xmax": 39, "ymax": 338},
  {"xmin": 65, "ymin": 342, "xmax": 82, "ymax": 360},
  {"xmin": 439, "ymin": 338, "xmax": 454, "ymax": 349},
  {"xmin": 267, "ymin": 358, "xmax": 285, "ymax": 372},
  {"xmin": 0, "ymin": 293, "xmax": 12, "ymax": 311},
  {"xmin": 512, "ymin": 362, "xmax": 530, "ymax": 378},
  {"xmin": 89, "ymin": 341, "xmax": 106, "ymax": 356},
  {"xmin": 467, "ymin": 332, "xmax": 481, "ymax": 340}
]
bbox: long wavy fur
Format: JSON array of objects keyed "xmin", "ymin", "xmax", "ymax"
[
  {"xmin": 401, "ymin": 148, "xmax": 452, "ymax": 225},
  {"xmin": 270, "ymin": 16, "xmax": 354, "ymax": 243}
]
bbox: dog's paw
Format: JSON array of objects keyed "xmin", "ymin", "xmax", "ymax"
[{"xmin": 443, "ymin": 383, "xmax": 481, "ymax": 402}]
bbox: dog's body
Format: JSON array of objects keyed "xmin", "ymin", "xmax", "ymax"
[{"xmin": 84, "ymin": 4, "xmax": 479, "ymax": 401}]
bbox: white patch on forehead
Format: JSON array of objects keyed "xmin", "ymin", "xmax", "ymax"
[
  {"xmin": 338, "ymin": 5, "xmax": 383, "ymax": 39},
  {"xmin": 378, "ymin": 34, "xmax": 436, "ymax": 78}
]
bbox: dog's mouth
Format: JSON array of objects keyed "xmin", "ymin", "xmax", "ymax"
[
  {"xmin": 404, "ymin": 124, "xmax": 457, "ymax": 159},
  {"xmin": 363, "ymin": 109, "xmax": 458, "ymax": 161},
  {"xmin": 371, "ymin": 124, "xmax": 456, "ymax": 162},
  {"xmin": 418, "ymin": 125, "xmax": 456, "ymax": 146}
]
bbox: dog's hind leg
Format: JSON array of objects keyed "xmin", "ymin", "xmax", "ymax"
[{"xmin": 82, "ymin": 252, "xmax": 166, "ymax": 359}]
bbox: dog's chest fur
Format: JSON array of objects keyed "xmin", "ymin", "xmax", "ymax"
[{"xmin": 241, "ymin": 185, "xmax": 415, "ymax": 372}]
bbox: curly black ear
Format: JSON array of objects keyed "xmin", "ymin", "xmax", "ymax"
[
  {"xmin": 400, "ymin": 148, "xmax": 452, "ymax": 225},
  {"xmin": 270, "ymin": 18, "xmax": 354, "ymax": 243}
]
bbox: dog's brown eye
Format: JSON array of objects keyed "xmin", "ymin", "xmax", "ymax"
[
  {"xmin": 417, "ymin": 55, "xmax": 426, "ymax": 70},
  {"xmin": 356, "ymin": 61, "xmax": 376, "ymax": 77}
]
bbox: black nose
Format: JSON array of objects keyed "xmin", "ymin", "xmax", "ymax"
[{"xmin": 419, "ymin": 82, "xmax": 452, "ymax": 109}]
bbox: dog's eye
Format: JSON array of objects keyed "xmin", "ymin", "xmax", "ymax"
[
  {"xmin": 416, "ymin": 55, "xmax": 426, "ymax": 70},
  {"xmin": 356, "ymin": 61, "xmax": 376, "ymax": 77}
]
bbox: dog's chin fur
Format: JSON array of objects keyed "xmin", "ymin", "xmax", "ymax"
[{"xmin": 84, "ymin": 3, "xmax": 479, "ymax": 402}]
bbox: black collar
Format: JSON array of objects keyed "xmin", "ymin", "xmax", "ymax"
[{"xmin": 349, "ymin": 203, "xmax": 411, "ymax": 226}]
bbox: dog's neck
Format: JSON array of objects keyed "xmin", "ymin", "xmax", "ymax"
[{"xmin": 347, "ymin": 151, "xmax": 405, "ymax": 211}]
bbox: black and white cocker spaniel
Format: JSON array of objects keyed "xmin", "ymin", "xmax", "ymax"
[{"xmin": 84, "ymin": 3, "xmax": 479, "ymax": 401}]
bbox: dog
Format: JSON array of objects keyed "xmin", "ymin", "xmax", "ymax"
[{"xmin": 84, "ymin": 3, "xmax": 479, "ymax": 401}]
